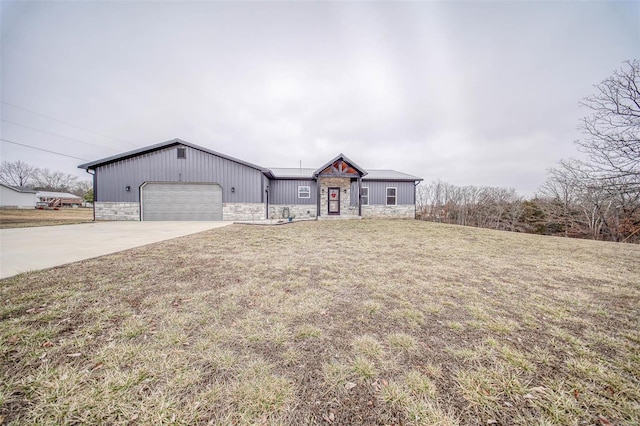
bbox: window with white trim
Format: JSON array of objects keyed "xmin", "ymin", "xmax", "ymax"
[
  {"xmin": 386, "ymin": 187, "xmax": 397, "ymax": 206},
  {"xmin": 298, "ymin": 185, "xmax": 311, "ymax": 199},
  {"xmin": 177, "ymin": 147, "xmax": 186, "ymax": 159},
  {"xmin": 361, "ymin": 187, "xmax": 369, "ymax": 206}
]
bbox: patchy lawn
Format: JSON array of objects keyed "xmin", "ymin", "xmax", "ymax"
[
  {"xmin": 1, "ymin": 220, "xmax": 639, "ymax": 425},
  {"xmin": 0, "ymin": 208, "xmax": 93, "ymax": 229}
]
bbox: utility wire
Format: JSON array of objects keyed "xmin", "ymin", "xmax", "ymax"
[
  {"xmin": 0, "ymin": 138, "xmax": 90, "ymax": 161},
  {"xmin": 1, "ymin": 101, "xmax": 137, "ymax": 147},
  {"xmin": 1, "ymin": 118, "xmax": 119, "ymax": 152}
]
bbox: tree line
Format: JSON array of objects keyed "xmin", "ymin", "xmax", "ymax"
[
  {"xmin": 0, "ymin": 160, "xmax": 93, "ymax": 201},
  {"xmin": 417, "ymin": 60, "xmax": 639, "ymax": 243},
  {"xmin": 416, "ymin": 180, "xmax": 639, "ymax": 243}
]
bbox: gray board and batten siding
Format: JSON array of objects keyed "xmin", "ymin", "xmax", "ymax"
[
  {"xmin": 269, "ymin": 179, "xmax": 317, "ymax": 205},
  {"xmin": 268, "ymin": 168, "xmax": 419, "ymax": 207},
  {"xmin": 93, "ymin": 144, "xmax": 265, "ymax": 204},
  {"xmin": 350, "ymin": 180, "xmax": 415, "ymax": 205},
  {"xmin": 269, "ymin": 179, "xmax": 415, "ymax": 207},
  {"xmin": 268, "ymin": 176, "xmax": 416, "ymax": 206}
]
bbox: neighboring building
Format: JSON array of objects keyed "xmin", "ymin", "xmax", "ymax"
[
  {"xmin": 0, "ymin": 183, "xmax": 37, "ymax": 208},
  {"xmin": 78, "ymin": 138, "xmax": 422, "ymax": 221},
  {"xmin": 36, "ymin": 191, "xmax": 83, "ymax": 208}
]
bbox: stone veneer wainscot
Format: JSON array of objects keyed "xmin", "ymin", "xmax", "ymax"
[
  {"xmin": 223, "ymin": 203, "xmax": 266, "ymax": 221},
  {"xmin": 95, "ymin": 202, "xmax": 140, "ymax": 221},
  {"xmin": 269, "ymin": 204, "xmax": 317, "ymax": 219},
  {"xmin": 362, "ymin": 204, "xmax": 415, "ymax": 219}
]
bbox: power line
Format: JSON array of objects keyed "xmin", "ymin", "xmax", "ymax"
[
  {"xmin": 1, "ymin": 118, "xmax": 119, "ymax": 152},
  {"xmin": 1, "ymin": 101, "xmax": 137, "ymax": 147},
  {"xmin": 0, "ymin": 138, "xmax": 90, "ymax": 161}
]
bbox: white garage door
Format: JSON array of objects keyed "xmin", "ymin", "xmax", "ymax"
[{"xmin": 141, "ymin": 182, "xmax": 223, "ymax": 221}]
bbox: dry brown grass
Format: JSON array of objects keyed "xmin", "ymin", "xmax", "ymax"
[
  {"xmin": 1, "ymin": 220, "xmax": 639, "ymax": 425},
  {"xmin": 0, "ymin": 208, "xmax": 93, "ymax": 228}
]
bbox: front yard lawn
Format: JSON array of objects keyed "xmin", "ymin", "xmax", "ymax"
[
  {"xmin": 0, "ymin": 208, "xmax": 93, "ymax": 229},
  {"xmin": 1, "ymin": 220, "xmax": 639, "ymax": 424}
]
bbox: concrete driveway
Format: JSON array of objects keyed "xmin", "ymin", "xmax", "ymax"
[{"xmin": 0, "ymin": 221, "xmax": 231, "ymax": 279}]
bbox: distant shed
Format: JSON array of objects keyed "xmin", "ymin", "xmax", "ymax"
[{"xmin": 0, "ymin": 183, "xmax": 37, "ymax": 208}]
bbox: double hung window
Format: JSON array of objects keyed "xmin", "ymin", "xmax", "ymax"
[
  {"xmin": 298, "ymin": 186, "xmax": 310, "ymax": 198},
  {"xmin": 386, "ymin": 187, "xmax": 397, "ymax": 206}
]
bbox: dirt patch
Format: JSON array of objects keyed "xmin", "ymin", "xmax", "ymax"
[{"xmin": 1, "ymin": 220, "xmax": 639, "ymax": 425}]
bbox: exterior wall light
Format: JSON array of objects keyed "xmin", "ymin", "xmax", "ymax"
[
  {"xmin": 125, "ymin": 186, "xmax": 131, "ymax": 192},
  {"xmin": 231, "ymin": 187, "xmax": 235, "ymax": 193}
]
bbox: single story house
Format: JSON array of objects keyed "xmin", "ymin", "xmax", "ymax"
[
  {"xmin": 0, "ymin": 183, "xmax": 37, "ymax": 208},
  {"xmin": 36, "ymin": 191, "xmax": 83, "ymax": 208},
  {"xmin": 78, "ymin": 139, "xmax": 422, "ymax": 221}
]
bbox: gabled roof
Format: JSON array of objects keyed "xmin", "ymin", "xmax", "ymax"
[
  {"xmin": 313, "ymin": 153, "xmax": 368, "ymax": 177},
  {"xmin": 77, "ymin": 138, "xmax": 268, "ymax": 172},
  {"xmin": 36, "ymin": 191, "xmax": 82, "ymax": 199},
  {"xmin": 78, "ymin": 140, "xmax": 422, "ymax": 182},
  {"xmin": 364, "ymin": 170, "xmax": 423, "ymax": 181},
  {"xmin": 0, "ymin": 183, "xmax": 37, "ymax": 193},
  {"xmin": 266, "ymin": 168, "xmax": 422, "ymax": 181},
  {"xmin": 268, "ymin": 168, "xmax": 317, "ymax": 179}
]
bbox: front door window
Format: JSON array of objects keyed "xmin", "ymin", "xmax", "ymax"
[{"xmin": 328, "ymin": 187, "xmax": 340, "ymax": 215}]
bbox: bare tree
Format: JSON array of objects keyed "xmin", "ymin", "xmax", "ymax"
[
  {"xmin": 538, "ymin": 160, "xmax": 587, "ymax": 237},
  {"xmin": 417, "ymin": 180, "xmax": 446, "ymax": 221},
  {"xmin": 537, "ymin": 61, "xmax": 640, "ymax": 242},
  {"xmin": 539, "ymin": 158, "xmax": 640, "ymax": 241},
  {"xmin": 33, "ymin": 168, "xmax": 78, "ymax": 192},
  {"xmin": 417, "ymin": 180, "xmax": 524, "ymax": 232},
  {"xmin": 0, "ymin": 160, "xmax": 36, "ymax": 187},
  {"xmin": 72, "ymin": 180, "xmax": 92, "ymax": 198},
  {"xmin": 578, "ymin": 59, "xmax": 640, "ymax": 191}
]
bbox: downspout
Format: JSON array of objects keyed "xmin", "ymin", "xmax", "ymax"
[
  {"xmin": 138, "ymin": 184, "xmax": 142, "ymax": 221},
  {"xmin": 414, "ymin": 181, "xmax": 420, "ymax": 220},
  {"xmin": 316, "ymin": 175, "xmax": 320, "ymax": 220},
  {"xmin": 85, "ymin": 168, "xmax": 96, "ymax": 221},
  {"xmin": 265, "ymin": 184, "xmax": 270, "ymax": 220},
  {"xmin": 358, "ymin": 176, "xmax": 362, "ymax": 217}
]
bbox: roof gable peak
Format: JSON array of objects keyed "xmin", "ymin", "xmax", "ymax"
[
  {"xmin": 313, "ymin": 153, "xmax": 367, "ymax": 177},
  {"xmin": 78, "ymin": 138, "xmax": 267, "ymax": 172}
]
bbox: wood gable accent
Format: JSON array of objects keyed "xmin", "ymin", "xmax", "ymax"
[{"xmin": 319, "ymin": 159, "xmax": 360, "ymax": 177}]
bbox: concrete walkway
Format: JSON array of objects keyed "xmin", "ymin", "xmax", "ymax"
[{"xmin": 0, "ymin": 221, "xmax": 231, "ymax": 279}]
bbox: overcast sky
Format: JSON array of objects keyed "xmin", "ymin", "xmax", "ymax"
[{"xmin": 1, "ymin": 1, "xmax": 638, "ymax": 196}]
